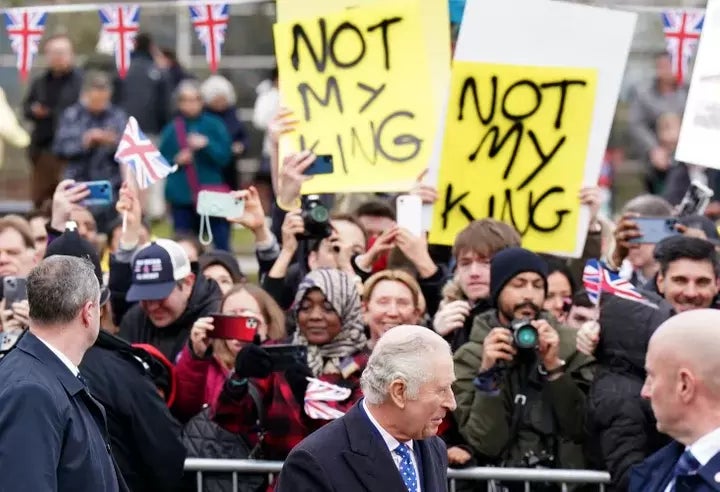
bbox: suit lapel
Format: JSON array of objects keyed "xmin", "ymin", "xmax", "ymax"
[
  {"xmin": 696, "ymin": 451, "xmax": 720, "ymax": 491},
  {"xmin": 18, "ymin": 332, "xmax": 85, "ymax": 395},
  {"xmin": 632, "ymin": 442, "xmax": 683, "ymax": 492},
  {"xmin": 341, "ymin": 403, "xmax": 408, "ymax": 491},
  {"xmin": 416, "ymin": 439, "xmax": 444, "ymax": 492}
]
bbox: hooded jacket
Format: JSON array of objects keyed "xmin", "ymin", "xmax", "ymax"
[
  {"xmin": 587, "ymin": 291, "xmax": 674, "ymax": 491},
  {"xmin": 118, "ymin": 274, "xmax": 222, "ymax": 362},
  {"xmin": 453, "ymin": 309, "xmax": 594, "ymax": 470}
]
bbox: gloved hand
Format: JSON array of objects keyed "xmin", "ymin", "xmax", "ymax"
[
  {"xmin": 235, "ymin": 344, "xmax": 272, "ymax": 379},
  {"xmin": 284, "ymin": 363, "xmax": 313, "ymax": 405}
]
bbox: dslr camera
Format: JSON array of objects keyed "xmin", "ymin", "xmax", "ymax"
[
  {"xmin": 298, "ymin": 195, "xmax": 332, "ymax": 241},
  {"xmin": 510, "ymin": 318, "xmax": 539, "ymax": 350}
]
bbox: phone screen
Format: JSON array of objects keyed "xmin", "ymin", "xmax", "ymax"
[
  {"xmin": 3, "ymin": 277, "xmax": 27, "ymax": 305},
  {"xmin": 265, "ymin": 344, "xmax": 308, "ymax": 372},
  {"xmin": 304, "ymin": 155, "xmax": 334, "ymax": 176},
  {"xmin": 210, "ymin": 314, "xmax": 259, "ymax": 342}
]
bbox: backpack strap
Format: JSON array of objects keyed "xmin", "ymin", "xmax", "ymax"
[{"xmin": 247, "ymin": 382, "xmax": 266, "ymax": 459}]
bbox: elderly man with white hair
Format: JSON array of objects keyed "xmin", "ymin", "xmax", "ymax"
[
  {"xmin": 629, "ymin": 309, "xmax": 720, "ymax": 492},
  {"xmin": 276, "ymin": 325, "xmax": 456, "ymax": 492}
]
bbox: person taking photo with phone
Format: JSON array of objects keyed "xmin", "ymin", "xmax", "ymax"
[{"xmin": 212, "ymin": 268, "xmax": 369, "ymax": 465}]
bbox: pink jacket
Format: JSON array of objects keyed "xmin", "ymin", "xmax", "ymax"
[{"xmin": 173, "ymin": 344, "xmax": 231, "ymax": 422}]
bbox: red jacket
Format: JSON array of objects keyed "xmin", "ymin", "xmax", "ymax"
[
  {"xmin": 173, "ymin": 344, "xmax": 231, "ymax": 422},
  {"xmin": 212, "ymin": 350, "xmax": 370, "ymax": 461}
]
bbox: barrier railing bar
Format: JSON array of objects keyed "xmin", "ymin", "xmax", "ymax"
[{"xmin": 184, "ymin": 458, "xmax": 612, "ymax": 483}]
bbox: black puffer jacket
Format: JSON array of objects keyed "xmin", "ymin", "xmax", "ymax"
[
  {"xmin": 118, "ymin": 275, "xmax": 222, "ymax": 362},
  {"xmin": 586, "ymin": 291, "xmax": 674, "ymax": 491}
]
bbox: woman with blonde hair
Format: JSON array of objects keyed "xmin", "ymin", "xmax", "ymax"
[
  {"xmin": 362, "ymin": 269, "xmax": 426, "ymax": 349},
  {"xmin": 173, "ymin": 283, "xmax": 285, "ymax": 422}
]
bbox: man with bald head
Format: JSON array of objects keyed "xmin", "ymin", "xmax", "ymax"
[
  {"xmin": 277, "ymin": 325, "xmax": 456, "ymax": 492},
  {"xmin": 629, "ymin": 309, "xmax": 720, "ymax": 492}
]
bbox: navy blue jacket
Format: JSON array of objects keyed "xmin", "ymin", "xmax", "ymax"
[
  {"xmin": 629, "ymin": 440, "xmax": 720, "ymax": 492},
  {"xmin": 0, "ymin": 332, "xmax": 126, "ymax": 492},
  {"xmin": 276, "ymin": 401, "xmax": 449, "ymax": 492}
]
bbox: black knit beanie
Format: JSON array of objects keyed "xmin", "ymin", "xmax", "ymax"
[{"xmin": 490, "ymin": 247, "xmax": 549, "ymax": 307}]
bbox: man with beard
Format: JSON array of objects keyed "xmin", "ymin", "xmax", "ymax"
[{"xmin": 453, "ymin": 248, "xmax": 593, "ymax": 486}]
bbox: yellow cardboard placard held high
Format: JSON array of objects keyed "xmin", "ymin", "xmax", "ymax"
[
  {"xmin": 429, "ymin": 62, "xmax": 598, "ymax": 254},
  {"xmin": 273, "ymin": 0, "xmax": 441, "ymax": 193}
]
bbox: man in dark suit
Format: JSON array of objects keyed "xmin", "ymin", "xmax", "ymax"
[
  {"xmin": 0, "ymin": 255, "xmax": 125, "ymax": 492},
  {"xmin": 276, "ymin": 325, "xmax": 456, "ymax": 492},
  {"xmin": 630, "ymin": 309, "xmax": 720, "ymax": 492}
]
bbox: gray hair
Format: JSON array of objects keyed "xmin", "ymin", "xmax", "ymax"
[
  {"xmin": 174, "ymin": 79, "xmax": 202, "ymax": 104},
  {"xmin": 200, "ymin": 75, "xmax": 236, "ymax": 106},
  {"xmin": 620, "ymin": 194, "xmax": 673, "ymax": 217},
  {"xmin": 361, "ymin": 325, "xmax": 452, "ymax": 405},
  {"xmin": 28, "ymin": 256, "xmax": 100, "ymax": 324},
  {"xmin": 82, "ymin": 70, "xmax": 112, "ymax": 93}
]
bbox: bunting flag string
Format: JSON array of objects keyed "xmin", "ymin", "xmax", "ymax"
[
  {"xmin": 99, "ymin": 5, "xmax": 141, "ymax": 79},
  {"xmin": 661, "ymin": 9, "xmax": 705, "ymax": 84},
  {"xmin": 4, "ymin": 9, "xmax": 47, "ymax": 81},
  {"xmin": 189, "ymin": 3, "xmax": 229, "ymax": 73}
]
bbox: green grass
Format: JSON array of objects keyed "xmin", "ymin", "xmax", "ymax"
[{"xmin": 151, "ymin": 220, "xmax": 257, "ymax": 255}]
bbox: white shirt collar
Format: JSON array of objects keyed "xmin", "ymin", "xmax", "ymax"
[
  {"xmin": 36, "ymin": 335, "xmax": 80, "ymax": 377},
  {"xmin": 362, "ymin": 399, "xmax": 413, "ymax": 453},
  {"xmin": 688, "ymin": 427, "xmax": 720, "ymax": 466}
]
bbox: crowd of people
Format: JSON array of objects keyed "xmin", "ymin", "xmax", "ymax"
[{"xmin": 0, "ymin": 28, "xmax": 720, "ymax": 492}]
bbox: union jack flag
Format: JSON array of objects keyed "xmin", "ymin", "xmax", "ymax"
[
  {"xmin": 661, "ymin": 10, "xmax": 705, "ymax": 85},
  {"xmin": 99, "ymin": 5, "xmax": 140, "ymax": 79},
  {"xmin": 189, "ymin": 3, "xmax": 229, "ymax": 73},
  {"xmin": 4, "ymin": 9, "xmax": 47, "ymax": 81},
  {"xmin": 114, "ymin": 117, "xmax": 177, "ymax": 189},
  {"xmin": 583, "ymin": 259, "xmax": 657, "ymax": 308},
  {"xmin": 304, "ymin": 378, "xmax": 351, "ymax": 420}
]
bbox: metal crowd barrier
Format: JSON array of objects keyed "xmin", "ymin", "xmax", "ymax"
[{"xmin": 184, "ymin": 458, "xmax": 611, "ymax": 492}]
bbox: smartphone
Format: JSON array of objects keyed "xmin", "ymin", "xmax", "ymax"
[
  {"xmin": 303, "ymin": 154, "xmax": 334, "ymax": 176},
  {"xmin": 210, "ymin": 314, "xmax": 260, "ymax": 342},
  {"xmin": 3, "ymin": 277, "xmax": 27, "ymax": 306},
  {"xmin": 80, "ymin": 180, "xmax": 113, "ymax": 206},
  {"xmin": 196, "ymin": 191, "xmax": 245, "ymax": 219},
  {"xmin": 629, "ymin": 217, "xmax": 680, "ymax": 244},
  {"xmin": 677, "ymin": 180, "xmax": 714, "ymax": 217},
  {"xmin": 396, "ymin": 194, "xmax": 423, "ymax": 237},
  {"xmin": 265, "ymin": 344, "xmax": 308, "ymax": 372}
]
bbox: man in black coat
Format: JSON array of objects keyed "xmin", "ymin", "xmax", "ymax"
[
  {"xmin": 45, "ymin": 224, "xmax": 187, "ymax": 492},
  {"xmin": 22, "ymin": 34, "xmax": 83, "ymax": 207},
  {"xmin": 117, "ymin": 238, "xmax": 222, "ymax": 362},
  {"xmin": 276, "ymin": 325, "xmax": 455, "ymax": 492}
]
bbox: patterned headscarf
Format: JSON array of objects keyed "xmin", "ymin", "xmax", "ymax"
[{"xmin": 292, "ymin": 269, "xmax": 367, "ymax": 376}]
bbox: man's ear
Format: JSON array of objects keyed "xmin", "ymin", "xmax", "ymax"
[
  {"xmin": 182, "ymin": 272, "xmax": 196, "ymax": 292},
  {"xmin": 81, "ymin": 300, "xmax": 95, "ymax": 327},
  {"xmin": 388, "ymin": 379, "xmax": 407, "ymax": 409},
  {"xmin": 656, "ymin": 271, "xmax": 665, "ymax": 295}
]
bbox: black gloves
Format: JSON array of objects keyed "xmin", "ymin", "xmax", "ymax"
[
  {"xmin": 284, "ymin": 364, "xmax": 313, "ymax": 405},
  {"xmin": 234, "ymin": 344, "xmax": 272, "ymax": 379}
]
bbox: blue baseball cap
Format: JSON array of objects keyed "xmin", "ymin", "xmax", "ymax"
[{"xmin": 126, "ymin": 239, "xmax": 192, "ymax": 302}]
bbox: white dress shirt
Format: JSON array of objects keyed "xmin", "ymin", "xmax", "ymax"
[
  {"xmin": 663, "ymin": 426, "xmax": 720, "ymax": 492},
  {"xmin": 363, "ymin": 400, "xmax": 422, "ymax": 491},
  {"xmin": 36, "ymin": 336, "xmax": 80, "ymax": 377}
]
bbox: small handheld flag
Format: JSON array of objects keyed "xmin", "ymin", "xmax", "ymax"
[
  {"xmin": 304, "ymin": 378, "xmax": 351, "ymax": 420},
  {"xmin": 583, "ymin": 259, "xmax": 658, "ymax": 308},
  {"xmin": 114, "ymin": 116, "xmax": 177, "ymax": 190}
]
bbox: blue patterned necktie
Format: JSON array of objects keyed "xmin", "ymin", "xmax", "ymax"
[
  {"xmin": 673, "ymin": 450, "xmax": 701, "ymax": 490},
  {"xmin": 394, "ymin": 443, "xmax": 418, "ymax": 492}
]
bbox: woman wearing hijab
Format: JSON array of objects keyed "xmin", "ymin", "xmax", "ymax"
[{"xmin": 211, "ymin": 269, "xmax": 369, "ymax": 460}]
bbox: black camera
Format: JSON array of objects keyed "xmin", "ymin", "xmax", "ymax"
[
  {"xmin": 298, "ymin": 195, "xmax": 332, "ymax": 241},
  {"xmin": 510, "ymin": 319, "xmax": 539, "ymax": 350}
]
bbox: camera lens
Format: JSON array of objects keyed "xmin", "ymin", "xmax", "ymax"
[
  {"xmin": 310, "ymin": 205, "xmax": 329, "ymax": 223},
  {"xmin": 514, "ymin": 325, "xmax": 538, "ymax": 350}
]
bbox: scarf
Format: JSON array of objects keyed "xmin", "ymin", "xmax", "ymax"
[{"xmin": 292, "ymin": 269, "xmax": 367, "ymax": 376}]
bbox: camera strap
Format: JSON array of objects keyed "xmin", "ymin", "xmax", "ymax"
[{"xmin": 500, "ymin": 362, "xmax": 542, "ymax": 464}]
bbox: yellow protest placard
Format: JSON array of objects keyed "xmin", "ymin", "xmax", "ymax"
[
  {"xmin": 273, "ymin": 0, "xmax": 441, "ymax": 193},
  {"xmin": 428, "ymin": 62, "xmax": 598, "ymax": 254},
  {"xmin": 276, "ymin": 0, "xmax": 450, "ymax": 118}
]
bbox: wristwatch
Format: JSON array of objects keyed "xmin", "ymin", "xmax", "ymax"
[{"xmin": 538, "ymin": 359, "xmax": 566, "ymax": 377}]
